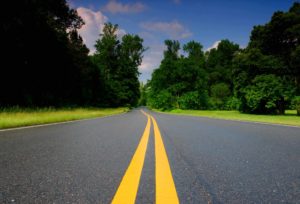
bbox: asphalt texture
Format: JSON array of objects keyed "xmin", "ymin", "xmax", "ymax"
[{"xmin": 1, "ymin": 108, "xmax": 300, "ymax": 203}]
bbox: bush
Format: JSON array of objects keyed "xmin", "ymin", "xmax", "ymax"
[
  {"xmin": 211, "ymin": 83, "xmax": 230, "ymax": 98},
  {"xmin": 210, "ymin": 83, "xmax": 231, "ymax": 109},
  {"xmin": 225, "ymin": 97, "xmax": 241, "ymax": 110},
  {"xmin": 209, "ymin": 97, "xmax": 223, "ymax": 110},
  {"xmin": 242, "ymin": 74, "xmax": 294, "ymax": 114},
  {"xmin": 178, "ymin": 91, "xmax": 210, "ymax": 110},
  {"xmin": 198, "ymin": 91, "xmax": 210, "ymax": 109},
  {"xmin": 291, "ymin": 96, "xmax": 300, "ymax": 116},
  {"xmin": 178, "ymin": 91, "xmax": 200, "ymax": 109},
  {"xmin": 148, "ymin": 90, "xmax": 173, "ymax": 110}
]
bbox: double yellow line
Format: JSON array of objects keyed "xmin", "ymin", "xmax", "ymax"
[{"xmin": 111, "ymin": 110, "xmax": 179, "ymax": 204}]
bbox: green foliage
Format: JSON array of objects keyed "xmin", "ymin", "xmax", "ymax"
[
  {"xmin": 145, "ymin": 3, "xmax": 299, "ymax": 115},
  {"xmin": 178, "ymin": 92, "xmax": 200, "ymax": 110},
  {"xmin": 164, "ymin": 40, "xmax": 180, "ymax": 60},
  {"xmin": 93, "ymin": 23, "xmax": 145, "ymax": 107},
  {"xmin": 211, "ymin": 83, "xmax": 231, "ymax": 99},
  {"xmin": 1, "ymin": 0, "xmax": 90, "ymax": 107},
  {"xmin": 210, "ymin": 83, "xmax": 231, "ymax": 108},
  {"xmin": 0, "ymin": 108, "xmax": 128, "ymax": 129},
  {"xmin": 4, "ymin": 0, "xmax": 298, "ymax": 115},
  {"xmin": 249, "ymin": 2, "xmax": 300, "ymax": 93},
  {"xmin": 231, "ymin": 3, "xmax": 300, "ymax": 114},
  {"xmin": 138, "ymin": 83, "xmax": 148, "ymax": 106},
  {"xmin": 2, "ymin": 1, "xmax": 144, "ymax": 108},
  {"xmin": 242, "ymin": 75, "xmax": 294, "ymax": 114},
  {"xmin": 148, "ymin": 90, "xmax": 173, "ymax": 110},
  {"xmin": 147, "ymin": 40, "xmax": 208, "ymax": 110},
  {"xmin": 206, "ymin": 39, "xmax": 240, "ymax": 88},
  {"xmin": 291, "ymin": 96, "xmax": 300, "ymax": 116},
  {"xmin": 290, "ymin": 45, "xmax": 300, "ymax": 93},
  {"xmin": 225, "ymin": 97, "xmax": 241, "ymax": 110},
  {"xmin": 177, "ymin": 91, "xmax": 210, "ymax": 110},
  {"xmin": 161, "ymin": 109, "xmax": 300, "ymax": 127}
]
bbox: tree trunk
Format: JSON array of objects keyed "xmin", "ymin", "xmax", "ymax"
[{"xmin": 277, "ymin": 97, "xmax": 285, "ymax": 115}]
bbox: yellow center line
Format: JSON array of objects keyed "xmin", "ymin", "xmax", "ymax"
[
  {"xmin": 111, "ymin": 110, "xmax": 179, "ymax": 203},
  {"xmin": 111, "ymin": 114, "xmax": 151, "ymax": 204},
  {"xmin": 140, "ymin": 110, "xmax": 149, "ymax": 117},
  {"xmin": 151, "ymin": 115, "xmax": 179, "ymax": 204}
]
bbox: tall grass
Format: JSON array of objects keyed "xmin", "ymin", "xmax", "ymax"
[
  {"xmin": 0, "ymin": 107, "xmax": 128, "ymax": 129},
  {"xmin": 158, "ymin": 109, "xmax": 300, "ymax": 126}
]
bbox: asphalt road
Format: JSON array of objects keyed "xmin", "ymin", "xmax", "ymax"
[{"xmin": 1, "ymin": 108, "xmax": 300, "ymax": 203}]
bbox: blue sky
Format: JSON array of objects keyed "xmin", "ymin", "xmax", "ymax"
[{"xmin": 70, "ymin": 0, "xmax": 297, "ymax": 82}]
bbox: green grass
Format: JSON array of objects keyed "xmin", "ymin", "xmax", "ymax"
[
  {"xmin": 155, "ymin": 109, "xmax": 300, "ymax": 126},
  {"xmin": 0, "ymin": 107, "xmax": 128, "ymax": 129}
]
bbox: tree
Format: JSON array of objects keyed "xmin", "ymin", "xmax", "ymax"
[
  {"xmin": 138, "ymin": 83, "xmax": 148, "ymax": 106},
  {"xmin": 290, "ymin": 45, "xmax": 300, "ymax": 92},
  {"xmin": 230, "ymin": 2, "xmax": 300, "ymax": 114},
  {"xmin": 148, "ymin": 40, "xmax": 209, "ymax": 109},
  {"xmin": 205, "ymin": 39, "xmax": 240, "ymax": 108},
  {"xmin": 148, "ymin": 40, "xmax": 181, "ymax": 99},
  {"xmin": 1, "ymin": 0, "xmax": 91, "ymax": 107},
  {"xmin": 94, "ymin": 23, "xmax": 122, "ymax": 106},
  {"xmin": 210, "ymin": 83, "xmax": 231, "ymax": 109},
  {"xmin": 232, "ymin": 48, "xmax": 293, "ymax": 114},
  {"xmin": 164, "ymin": 40, "xmax": 180, "ymax": 60},
  {"xmin": 146, "ymin": 2, "xmax": 298, "ymax": 114},
  {"xmin": 119, "ymin": 34, "xmax": 146, "ymax": 106},
  {"xmin": 93, "ymin": 23, "xmax": 145, "ymax": 107},
  {"xmin": 148, "ymin": 90, "xmax": 173, "ymax": 110},
  {"xmin": 206, "ymin": 39, "xmax": 239, "ymax": 87},
  {"xmin": 243, "ymin": 75, "xmax": 294, "ymax": 114},
  {"xmin": 66, "ymin": 31, "xmax": 106, "ymax": 106},
  {"xmin": 249, "ymin": 2, "xmax": 300, "ymax": 92},
  {"xmin": 181, "ymin": 41, "xmax": 208, "ymax": 109}
]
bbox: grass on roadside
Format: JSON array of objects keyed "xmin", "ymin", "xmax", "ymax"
[
  {"xmin": 0, "ymin": 107, "xmax": 128, "ymax": 129},
  {"xmin": 155, "ymin": 109, "xmax": 300, "ymax": 127}
]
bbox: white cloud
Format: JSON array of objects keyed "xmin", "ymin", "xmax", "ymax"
[
  {"xmin": 140, "ymin": 21, "xmax": 192, "ymax": 39},
  {"xmin": 103, "ymin": 0, "xmax": 146, "ymax": 14},
  {"xmin": 206, "ymin": 40, "xmax": 221, "ymax": 51},
  {"xmin": 77, "ymin": 7, "xmax": 126, "ymax": 54},
  {"xmin": 139, "ymin": 45, "xmax": 164, "ymax": 72},
  {"xmin": 77, "ymin": 7, "xmax": 107, "ymax": 54},
  {"xmin": 139, "ymin": 44, "xmax": 165, "ymax": 82}
]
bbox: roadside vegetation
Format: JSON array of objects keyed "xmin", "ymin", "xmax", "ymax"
[
  {"xmin": 2, "ymin": 1, "xmax": 144, "ymax": 128},
  {"xmin": 2, "ymin": 1, "xmax": 299, "ymax": 129},
  {"xmin": 143, "ymin": 2, "xmax": 300, "ymax": 117},
  {"xmin": 157, "ymin": 109, "xmax": 300, "ymax": 127},
  {"xmin": 0, "ymin": 107, "xmax": 128, "ymax": 129},
  {"xmin": 2, "ymin": 1, "xmax": 145, "ymax": 108}
]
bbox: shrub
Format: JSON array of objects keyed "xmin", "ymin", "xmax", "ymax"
[
  {"xmin": 148, "ymin": 90, "xmax": 173, "ymax": 110},
  {"xmin": 291, "ymin": 96, "xmax": 300, "ymax": 116},
  {"xmin": 225, "ymin": 97, "xmax": 241, "ymax": 110},
  {"xmin": 211, "ymin": 83, "xmax": 231, "ymax": 99},
  {"xmin": 210, "ymin": 83, "xmax": 231, "ymax": 109},
  {"xmin": 242, "ymin": 74, "xmax": 294, "ymax": 114},
  {"xmin": 178, "ymin": 91, "xmax": 200, "ymax": 110}
]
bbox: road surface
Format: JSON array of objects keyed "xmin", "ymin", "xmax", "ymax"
[{"xmin": 1, "ymin": 108, "xmax": 300, "ymax": 203}]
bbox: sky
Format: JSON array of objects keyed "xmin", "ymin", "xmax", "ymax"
[{"xmin": 69, "ymin": 0, "xmax": 297, "ymax": 82}]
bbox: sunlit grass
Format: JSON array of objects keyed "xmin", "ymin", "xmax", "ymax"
[
  {"xmin": 0, "ymin": 107, "xmax": 128, "ymax": 129},
  {"xmin": 156, "ymin": 109, "xmax": 300, "ymax": 126}
]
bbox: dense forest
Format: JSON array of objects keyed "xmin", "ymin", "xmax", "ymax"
[
  {"xmin": 1, "ymin": 0, "xmax": 144, "ymax": 107},
  {"xmin": 144, "ymin": 2, "xmax": 300, "ymax": 115}
]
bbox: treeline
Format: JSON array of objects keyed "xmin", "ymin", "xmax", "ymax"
[
  {"xmin": 1, "ymin": 0, "xmax": 144, "ymax": 107},
  {"xmin": 145, "ymin": 2, "xmax": 300, "ymax": 114}
]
